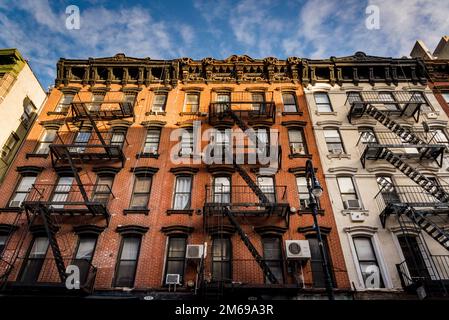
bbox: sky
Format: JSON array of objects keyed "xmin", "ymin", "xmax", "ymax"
[{"xmin": 0, "ymin": 0, "xmax": 448, "ymax": 89}]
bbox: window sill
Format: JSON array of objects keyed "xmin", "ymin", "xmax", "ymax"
[
  {"xmin": 26, "ymin": 153, "xmax": 49, "ymax": 159},
  {"xmin": 0, "ymin": 207, "xmax": 22, "ymax": 212},
  {"xmin": 123, "ymin": 208, "xmax": 150, "ymax": 215},
  {"xmin": 298, "ymin": 209, "xmax": 325, "ymax": 216},
  {"xmin": 166, "ymin": 209, "xmax": 193, "ymax": 216},
  {"xmin": 326, "ymin": 153, "xmax": 350, "ymax": 159},
  {"xmin": 145, "ymin": 111, "xmax": 166, "ymax": 116},
  {"xmin": 315, "ymin": 111, "xmax": 338, "ymax": 116},
  {"xmin": 179, "ymin": 112, "xmax": 207, "ymax": 117},
  {"xmin": 289, "ymin": 153, "xmax": 312, "ymax": 159},
  {"xmin": 136, "ymin": 152, "xmax": 159, "ymax": 159},
  {"xmin": 282, "ymin": 111, "xmax": 303, "ymax": 116},
  {"xmin": 47, "ymin": 111, "xmax": 68, "ymax": 116},
  {"xmin": 341, "ymin": 209, "xmax": 368, "ymax": 215}
]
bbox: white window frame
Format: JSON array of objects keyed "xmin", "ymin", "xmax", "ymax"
[{"xmin": 345, "ymin": 228, "xmax": 392, "ymax": 289}]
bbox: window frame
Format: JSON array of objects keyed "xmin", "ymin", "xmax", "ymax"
[
  {"xmin": 314, "ymin": 92, "xmax": 333, "ymax": 112},
  {"xmin": 307, "ymin": 234, "xmax": 335, "ymax": 288},
  {"xmin": 163, "ymin": 235, "xmax": 187, "ymax": 285},
  {"xmin": 211, "ymin": 237, "xmax": 232, "ymax": 282},
  {"xmin": 336, "ymin": 176, "xmax": 360, "ymax": 209},
  {"xmin": 288, "ymin": 128, "xmax": 308, "ymax": 155},
  {"xmin": 34, "ymin": 128, "xmax": 58, "ymax": 155},
  {"xmin": 143, "ymin": 128, "xmax": 161, "ymax": 154},
  {"xmin": 55, "ymin": 93, "xmax": 74, "ymax": 113},
  {"xmin": 152, "ymin": 93, "xmax": 168, "ymax": 112},
  {"xmin": 113, "ymin": 235, "xmax": 142, "ymax": 288},
  {"xmin": 183, "ymin": 93, "xmax": 200, "ymax": 113},
  {"xmin": 129, "ymin": 174, "xmax": 152, "ymax": 210},
  {"xmin": 282, "ymin": 92, "xmax": 298, "ymax": 113},
  {"xmin": 172, "ymin": 175, "xmax": 193, "ymax": 210},
  {"xmin": 352, "ymin": 236, "xmax": 385, "ymax": 289},
  {"xmin": 8, "ymin": 174, "xmax": 37, "ymax": 208},
  {"xmin": 262, "ymin": 236, "xmax": 284, "ymax": 284},
  {"xmin": 323, "ymin": 128, "xmax": 345, "ymax": 154}
]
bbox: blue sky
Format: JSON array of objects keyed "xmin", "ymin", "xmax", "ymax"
[{"xmin": 0, "ymin": 0, "xmax": 447, "ymax": 89}]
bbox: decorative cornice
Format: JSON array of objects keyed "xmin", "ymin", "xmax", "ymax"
[
  {"xmin": 73, "ymin": 225, "xmax": 105, "ymax": 235},
  {"xmin": 281, "ymin": 120, "xmax": 307, "ymax": 127},
  {"xmin": 116, "ymin": 225, "xmax": 149, "ymax": 235},
  {"xmin": 343, "ymin": 226, "xmax": 378, "ymax": 234},
  {"xmin": 254, "ymin": 226, "xmax": 288, "ymax": 236},
  {"xmin": 366, "ymin": 166, "xmax": 397, "ymax": 173},
  {"xmin": 207, "ymin": 165, "xmax": 235, "ymax": 175},
  {"xmin": 169, "ymin": 167, "xmax": 200, "ymax": 175},
  {"xmin": 0, "ymin": 223, "xmax": 19, "ymax": 234},
  {"xmin": 316, "ymin": 120, "xmax": 343, "ymax": 127},
  {"xmin": 141, "ymin": 120, "xmax": 167, "ymax": 128},
  {"xmin": 130, "ymin": 166, "xmax": 159, "ymax": 175},
  {"xmin": 288, "ymin": 167, "xmax": 318, "ymax": 175},
  {"xmin": 328, "ymin": 167, "xmax": 358, "ymax": 173},
  {"xmin": 298, "ymin": 226, "xmax": 332, "ymax": 235},
  {"xmin": 93, "ymin": 166, "xmax": 121, "ymax": 176},
  {"xmin": 160, "ymin": 225, "xmax": 194, "ymax": 235},
  {"xmin": 16, "ymin": 166, "xmax": 44, "ymax": 175},
  {"xmin": 206, "ymin": 225, "xmax": 236, "ymax": 236}
]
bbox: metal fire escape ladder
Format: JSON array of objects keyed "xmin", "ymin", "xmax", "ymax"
[
  {"xmin": 405, "ymin": 207, "xmax": 449, "ymax": 251},
  {"xmin": 222, "ymin": 206, "xmax": 278, "ymax": 284},
  {"xmin": 352, "ymin": 103, "xmax": 449, "ymax": 202},
  {"xmin": 38, "ymin": 204, "xmax": 67, "ymax": 282}
]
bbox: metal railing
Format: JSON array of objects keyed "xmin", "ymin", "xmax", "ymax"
[
  {"xmin": 8, "ymin": 257, "xmax": 96, "ymax": 292},
  {"xmin": 205, "ymin": 184, "xmax": 287, "ymax": 206},
  {"xmin": 70, "ymin": 100, "xmax": 134, "ymax": 119},
  {"xmin": 347, "ymin": 91, "xmax": 428, "ymax": 105},
  {"xmin": 23, "ymin": 183, "xmax": 113, "ymax": 210},
  {"xmin": 397, "ymin": 255, "xmax": 449, "ymax": 289}
]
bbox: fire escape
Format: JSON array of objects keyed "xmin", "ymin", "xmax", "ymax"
[
  {"xmin": 203, "ymin": 91, "xmax": 289, "ymax": 290},
  {"xmin": 348, "ymin": 91, "xmax": 449, "ymax": 296},
  {"xmin": 1, "ymin": 95, "xmax": 133, "ymax": 292}
]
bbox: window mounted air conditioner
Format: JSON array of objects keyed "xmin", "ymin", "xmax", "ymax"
[
  {"xmin": 292, "ymin": 146, "xmax": 304, "ymax": 154},
  {"xmin": 144, "ymin": 146, "xmax": 158, "ymax": 155},
  {"xmin": 343, "ymin": 199, "xmax": 361, "ymax": 210},
  {"xmin": 185, "ymin": 244, "xmax": 205, "ymax": 259},
  {"xmin": 285, "ymin": 240, "xmax": 311, "ymax": 260},
  {"xmin": 165, "ymin": 274, "xmax": 181, "ymax": 285},
  {"xmin": 9, "ymin": 200, "xmax": 22, "ymax": 208},
  {"xmin": 330, "ymin": 148, "xmax": 343, "ymax": 155}
]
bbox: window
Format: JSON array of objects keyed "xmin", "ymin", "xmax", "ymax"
[
  {"xmin": 180, "ymin": 128, "xmax": 193, "ymax": 156},
  {"xmin": 124, "ymin": 94, "xmax": 136, "ymax": 105},
  {"xmin": 172, "ymin": 176, "xmax": 192, "ymax": 210},
  {"xmin": 257, "ymin": 176, "xmax": 275, "ymax": 203},
  {"xmin": 143, "ymin": 129, "xmax": 161, "ymax": 154},
  {"xmin": 323, "ymin": 129, "xmax": 344, "ymax": 153},
  {"xmin": 22, "ymin": 98, "xmax": 36, "ymax": 126},
  {"xmin": 212, "ymin": 238, "xmax": 232, "ymax": 281},
  {"xmin": 215, "ymin": 93, "xmax": 230, "ymax": 113},
  {"xmin": 296, "ymin": 176, "xmax": 310, "ymax": 210},
  {"xmin": 0, "ymin": 234, "xmax": 8, "ymax": 255},
  {"xmin": 337, "ymin": 176, "xmax": 360, "ymax": 209},
  {"xmin": 92, "ymin": 176, "xmax": 114, "ymax": 203},
  {"xmin": 164, "ymin": 236, "xmax": 187, "ymax": 284},
  {"xmin": 88, "ymin": 94, "xmax": 104, "ymax": 111},
  {"xmin": 262, "ymin": 237, "xmax": 284, "ymax": 283},
  {"xmin": 307, "ymin": 235, "xmax": 334, "ymax": 288},
  {"xmin": 19, "ymin": 237, "xmax": 49, "ymax": 283},
  {"xmin": 111, "ymin": 131, "xmax": 126, "ymax": 149},
  {"xmin": 216, "ymin": 93, "xmax": 230, "ymax": 102},
  {"xmin": 282, "ymin": 93, "xmax": 297, "ymax": 112},
  {"xmin": 376, "ymin": 176, "xmax": 400, "ymax": 203},
  {"xmin": 251, "ymin": 93, "xmax": 265, "ymax": 111},
  {"xmin": 70, "ymin": 130, "xmax": 91, "ymax": 153},
  {"xmin": 51, "ymin": 177, "xmax": 74, "ymax": 208},
  {"xmin": 347, "ymin": 92, "xmax": 362, "ymax": 104},
  {"xmin": 9, "ymin": 175, "xmax": 37, "ymax": 207},
  {"xmin": 213, "ymin": 176, "xmax": 231, "ymax": 203},
  {"xmin": 378, "ymin": 92, "xmax": 398, "ymax": 111},
  {"xmin": 152, "ymin": 93, "xmax": 167, "ymax": 112},
  {"xmin": 55, "ymin": 94, "xmax": 74, "ymax": 112},
  {"xmin": 314, "ymin": 93, "xmax": 333, "ymax": 112},
  {"xmin": 256, "ymin": 127, "xmax": 269, "ymax": 155},
  {"xmin": 288, "ymin": 129, "xmax": 307, "ymax": 155},
  {"xmin": 214, "ymin": 129, "xmax": 231, "ymax": 155},
  {"xmin": 184, "ymin": 93, "xmax": 199, "ymax": 113},
  {"xmin": 114, "ymin": 236, "xmax": 141, "ymax": 287},
  {"xmin": 129, "ymin": 175, "xmax": 152, "ymax": 209},
  {"xmin": 358, "ymin": 127, "xmax": 377, "ymax": 144},
  {"xmin": 73, "ymin": 236, "xmax": 97, "ymax": 283},
  {"xmin": 353, "ymin": 237, "xmax": 384, "ymax": 288},
  {"xmin": 35, "ymin": 129, "xmax": 57, "ymax": 154},
  {"xmin": 2, "ymin": 132, "xmax": 19, "ymax": 159}
]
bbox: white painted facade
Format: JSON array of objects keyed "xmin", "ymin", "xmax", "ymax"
[{"xmin": 304, "ymin": 81, "xmax": 449, "ymax": 294}]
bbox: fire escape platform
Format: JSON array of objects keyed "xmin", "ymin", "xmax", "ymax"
[
  {"xmin": 208, "ymin": 102, "xmax": 276, "ymax": 126},
  {"xmin": 71, "ymin": 101, "xmax": 134, "ymax": 121}
]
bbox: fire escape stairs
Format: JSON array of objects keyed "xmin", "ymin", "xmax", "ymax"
[
  {"xmin": 215, "ymin": 108, "xmax": 278, "ymax": 284},
  {"xmin": 356, "ymin": 104, "xmax": 449, "ymax": 251}
]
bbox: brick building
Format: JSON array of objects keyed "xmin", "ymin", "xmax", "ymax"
[{"xmin": 0, "ymin": 54, "xmax": 351, "ymax": 300}]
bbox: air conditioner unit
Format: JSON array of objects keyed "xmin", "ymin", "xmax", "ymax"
[
  {"xmin": 426, "ymin": 112, "xmax": 438, "ymax": 119},
  {"xmin": 9, "ymin": 200, "xmax": 22, "ymax": 208},
  {"xmin": 292, "ymin": 146, "xmax": 304, "ymax": 154},
  {"xmin": 330, "ymin": 148, "xmax": 343, "ymax": 155},
  {"xmin": 165, "ymin": 274, "xmax": 181, "ymax": 285},
  {"xmin": 144, "ymin": 146, "xmax": 158, "ymax": 155},
  {"xmin": 285, "ymin": 240, "xmax": 311, "ymax": 260},
  {"xmin": 344, "ymin": 199, "xmax": 361, "ymax": 210},
  {"xmin": 300, "ymin": 199, "xmax": 310, "ymax": 210},
  {"xmin": 186, "ymin": 244, "xmax": 205, "ymax": 259}
]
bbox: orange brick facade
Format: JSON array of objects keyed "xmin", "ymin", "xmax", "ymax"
[{"xmin": 0, "ymin": 55, "xmax": 350, "ymax": 299}]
